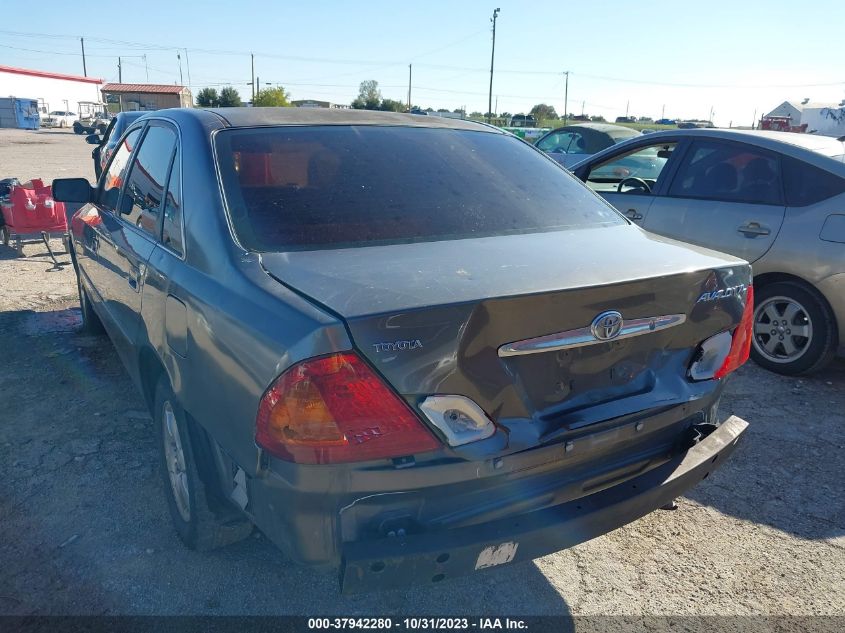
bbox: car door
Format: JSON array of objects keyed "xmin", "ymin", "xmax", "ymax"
[
  {"xmin": 576, "ymin": 138, "xmax": 682, "ymax": 225},
  {"xmin": 78, "ymin": 125, "xmax": 144, "ymax": 318},
  {"xmin": 93, "ymin": 123, "xmax": 178, "ymax": 364},
  {"xmin": 643, "ymin": 139, "xmax": 786, "ymax": 263}
]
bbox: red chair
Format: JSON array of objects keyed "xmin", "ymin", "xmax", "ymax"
[{"xmin": 0, "ymin": 179, "xmax": 68, "ymax": 262}]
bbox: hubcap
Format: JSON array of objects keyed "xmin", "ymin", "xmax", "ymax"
[
  {"xmin": 163, "ymin": 401, "xmax": 191, "ymax": 522},
  {"xmin": 752, "ymin": 296, "xmax": 812, "ymax": 364}
]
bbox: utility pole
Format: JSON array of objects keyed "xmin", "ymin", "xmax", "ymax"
[
  {"xmin": 184, "ymin": 49, "xmax": 192, "ymax": 87},
  {"xmin": 752, "ymin": 108, "xmax": 757, "ymax": 129},
  {"xmin": 80, "ymin": 38, "xmax": 87, "ymax": 77},
  {"xmin": 661, "ymin": 104, "xmax": 665, "ymax": 120},
  {"xmin": 143, "ymin": 54, "xmax": 149, "ymax": 82},
  {"xmin": 177, "ymin": 52, "xmax": 183, "ymax": 85},
  {"xmin": 251, "ymin": 53, "xmax": 255, "ymax": 103},
  {"xmin": 625, "ymin": 100, "xmax": 630, "ymax": 119},
  {"xmin": 581, "ymin": 100, "xmax": 585, "ymax": 116},
  {"xmin": 407, "ymin": 64, "xmax": 412, "ymax": 112},
  {"xmin": 117, "ymin": 58, "xmax": 123, "ymax": 113},
  {"xmin": 709, "ymin": 105, "xmax": 714, "ymax": 125},
  {"xmin": 487, "ymin": 7, "xmax": 501, "ymax": 123},
  {"xmin": 562, "ymin": 71, "xmax": 569, "ymax": 125}
]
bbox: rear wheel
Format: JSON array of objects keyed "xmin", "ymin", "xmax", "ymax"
[
  {"xmin": 1, "ymin": 226, "xmax": 9, "ymax": 247},
  {"xmin": 155, "ymin": 376, "xmax": 253, "ymax": 550},
  {"xmin": 751, "ymin": 281, "xmax": 837, "ymax": 375}
]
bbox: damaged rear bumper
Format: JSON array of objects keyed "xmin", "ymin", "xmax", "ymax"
[{"xmin": 340, "ymin": 415, "xmax": 748, "ymax": 593}]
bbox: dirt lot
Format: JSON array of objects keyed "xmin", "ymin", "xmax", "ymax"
[{"xmin": 1, "ymin": 128, "xmax": 844, "ymax": 619}]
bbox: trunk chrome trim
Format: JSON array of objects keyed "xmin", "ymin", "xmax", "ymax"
[{"xmin": 497, "ymin": 314, "xmax": 687, "ymax": 357}]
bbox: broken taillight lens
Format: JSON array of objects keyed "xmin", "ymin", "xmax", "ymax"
[
  {"xmin": 689, "ymin": 285, "xmax": 754, "ymax": 381},
  {"xmin": 714, "ymin": 285, "xmax": 755, "ymax": 379},
  {"xmin": 256, "ymin": 352, "xmax": 441, "ymax": 464}
]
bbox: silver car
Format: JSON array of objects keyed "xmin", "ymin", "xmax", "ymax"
[{"xmin": 571, "ymin": 129, "xmax": 845, "ymax": 375}]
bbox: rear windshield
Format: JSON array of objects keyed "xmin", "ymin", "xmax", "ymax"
[{"xmin": 215, "ymin": 125, "xmax": 623, "ymax": 251}]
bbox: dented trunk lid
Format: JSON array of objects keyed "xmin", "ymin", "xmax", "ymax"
[{"xmin": 260, "ymin": 225, "xmax": 750, "ymax": 446}]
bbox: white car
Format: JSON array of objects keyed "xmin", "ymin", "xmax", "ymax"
[{"xmin": 41, "ymin": 111, "xmax": 79, "ymax": 129}]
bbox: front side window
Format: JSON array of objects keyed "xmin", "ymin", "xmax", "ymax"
[
  {"xmin": 669, "ymin": 141, "xmax": 783, "ymax": 205},
  {"xmin": 215, "ymin": 126, "xmax": 623, "ymax": 252},
  {"xmin": 119, "ymin": 125, "xmax": 177, "ymax": 238},
  {"xmin": 537, "ymin": 131, "xmax": 585, "ymax": 155},
  {"xmin": 586, "ymin": 143, "xmax": 676, "ymax": 193},
  {"xmin": 101, "ymin": 127, "xmax": 142, "ymax": 211}
]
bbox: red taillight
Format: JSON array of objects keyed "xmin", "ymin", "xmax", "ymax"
[
  {"xmin": 256, "ymin": 352, "xmax": 441, "ymax": 464},
  {"xmin": 714, "ymin": 285, "xmax": 755, "ymax": 380}
]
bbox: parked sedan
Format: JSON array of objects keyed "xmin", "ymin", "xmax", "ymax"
[
  {"xmin": 534, "ymin": 123, "xmax": 641, "ymax": 168},
  {"xmin": 87, "ymin": 111, "xmax": 147, "ymax": 179},
  {"xmin": 41, "ymin": 110, "xmax": 78, "ymax": 128},
  {"xmin": 571, "ymin": 129, "xmax": 845, "ymax": 375},
  {"xmin": 54, "ymin": 108, "xmax": 751, "ymax": 593}
]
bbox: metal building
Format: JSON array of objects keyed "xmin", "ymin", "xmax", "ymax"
[
  {"xmin": 0, "ymin": 65, "xmax": 103, "ymax": 120},
  {"xmin": 101, "ymin": 83, "xmax": 193, "ymax": 112}
]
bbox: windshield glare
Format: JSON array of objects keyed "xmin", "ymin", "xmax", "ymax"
[{"xmin": 215, "ymin": 125, "xmax": 623, "ymax": 251}]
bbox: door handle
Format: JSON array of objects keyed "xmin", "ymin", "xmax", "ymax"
[
  {"xmin": 738, "ymin": 222, "xmax": 770, "ymax": 237},
  {"xmin": 625, "ymin": 209, "xmax": 644, "ymax": 221}
]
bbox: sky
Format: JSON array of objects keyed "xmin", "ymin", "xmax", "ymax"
[{"xmin": 2, "ymin": 0, "xmax": 844, "ymax": 126}]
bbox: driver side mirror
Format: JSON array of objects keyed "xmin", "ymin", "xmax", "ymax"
[
  {"xmin": 52, "ymin": 178, "xmax": 94, "ymax": 203},
  {"xmin": 86, "ymin": 133, "xmax": 101, "ymax": 145}
]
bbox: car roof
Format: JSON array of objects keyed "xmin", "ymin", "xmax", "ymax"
[
  {"xmin": 556, "ymin": 122, "xmax": 638, "ymax": 135},
  {"xmin": 198, "ymin": 107, "xmax": 495, "ymax": 132},
  {"xmin": 635, "ymin": 128, "xmax": 845, "ymax": 159}
]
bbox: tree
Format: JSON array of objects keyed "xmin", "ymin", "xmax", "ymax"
[
  {"xmin": 196, "ymin": 87, "xmax": 219, "ymax": 108},
  {"xmin": 452, "ymin": 108, "xmax": 465, "ymax": 114},
  {"xmin": 379, "ymin": 98, "xmax": 406, "ymax": 112},
  {"xmin": 530, "ymin": 103, "xmax": 558, "ymax": 121},
  {"xmin": 436, "ymin": 108, "xmax": 450, "ymax": 113},
  {"xmin": 590, "ymin": 114, "xmax": 606, "ymax": 122},
  {"xmin": 218, "ymin": 86, "xmax": 242, "ymax": 108},
  {"xmin": 253, "ymin": 86, "xmax": 291, "ymax": 107},
  {"xmin": 469, "ymin": 111, "xmax": 484, "ymax": 119},
  {"xmin": 500, "ymin": 112, "xmax": 512, "ymax": 119},
  {"xmin": 351, "ymin": 80, "xmax": 382, "ymax": 110}
]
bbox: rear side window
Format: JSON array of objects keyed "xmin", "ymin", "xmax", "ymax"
[
  {"xmin": 669, "ymin": 141, "xmax": 783, "ymax": 205},
  {"xmin": 119, "ymin": 125, "xmax": 177, "ymax": 238},
  {"xmin": 162, "ymin": 148, "xmax": 183, "ymax": 255},
  {"xmin": 101, "ymin": 127, "xmax": 142, "ymax": 211},
  {"xmin": 215, "ymin": 126, "xmax": 622, "ymax": 251},
  {"xmin": 782, "ymin": 157, "xmax": 845, "ymax": 206}
]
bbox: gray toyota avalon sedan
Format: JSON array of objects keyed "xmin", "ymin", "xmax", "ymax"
[{"xmin": 53, "ymin": 108, "xmax": 752, "ymax": 593}]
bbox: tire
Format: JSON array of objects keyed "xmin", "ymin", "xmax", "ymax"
[
  {"xmin": 154, "ymin": 376, "xmax": 253, "ymax": 551},
  {"xmin": 59, "ymin": 120, "xmax": 66, "ymax": 129},
  {"xmin": 76, "ymin": 269, "xmax": 105, "ymax": 335},
  {"xmin": 73, "ymin": 122, "xmax": 83, "ymax": 134},
  {"xmin": 751, "ymin": 281, "xmax": 838, "ymax": 375},
  {"xmin": 1, "ymin": 226, "xmax": 9, "ymax": 248}
]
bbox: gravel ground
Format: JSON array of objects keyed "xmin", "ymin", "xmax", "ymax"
[{"xmin": 0, "ymin": 128, "xmax": 843, "ymax": 619}]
